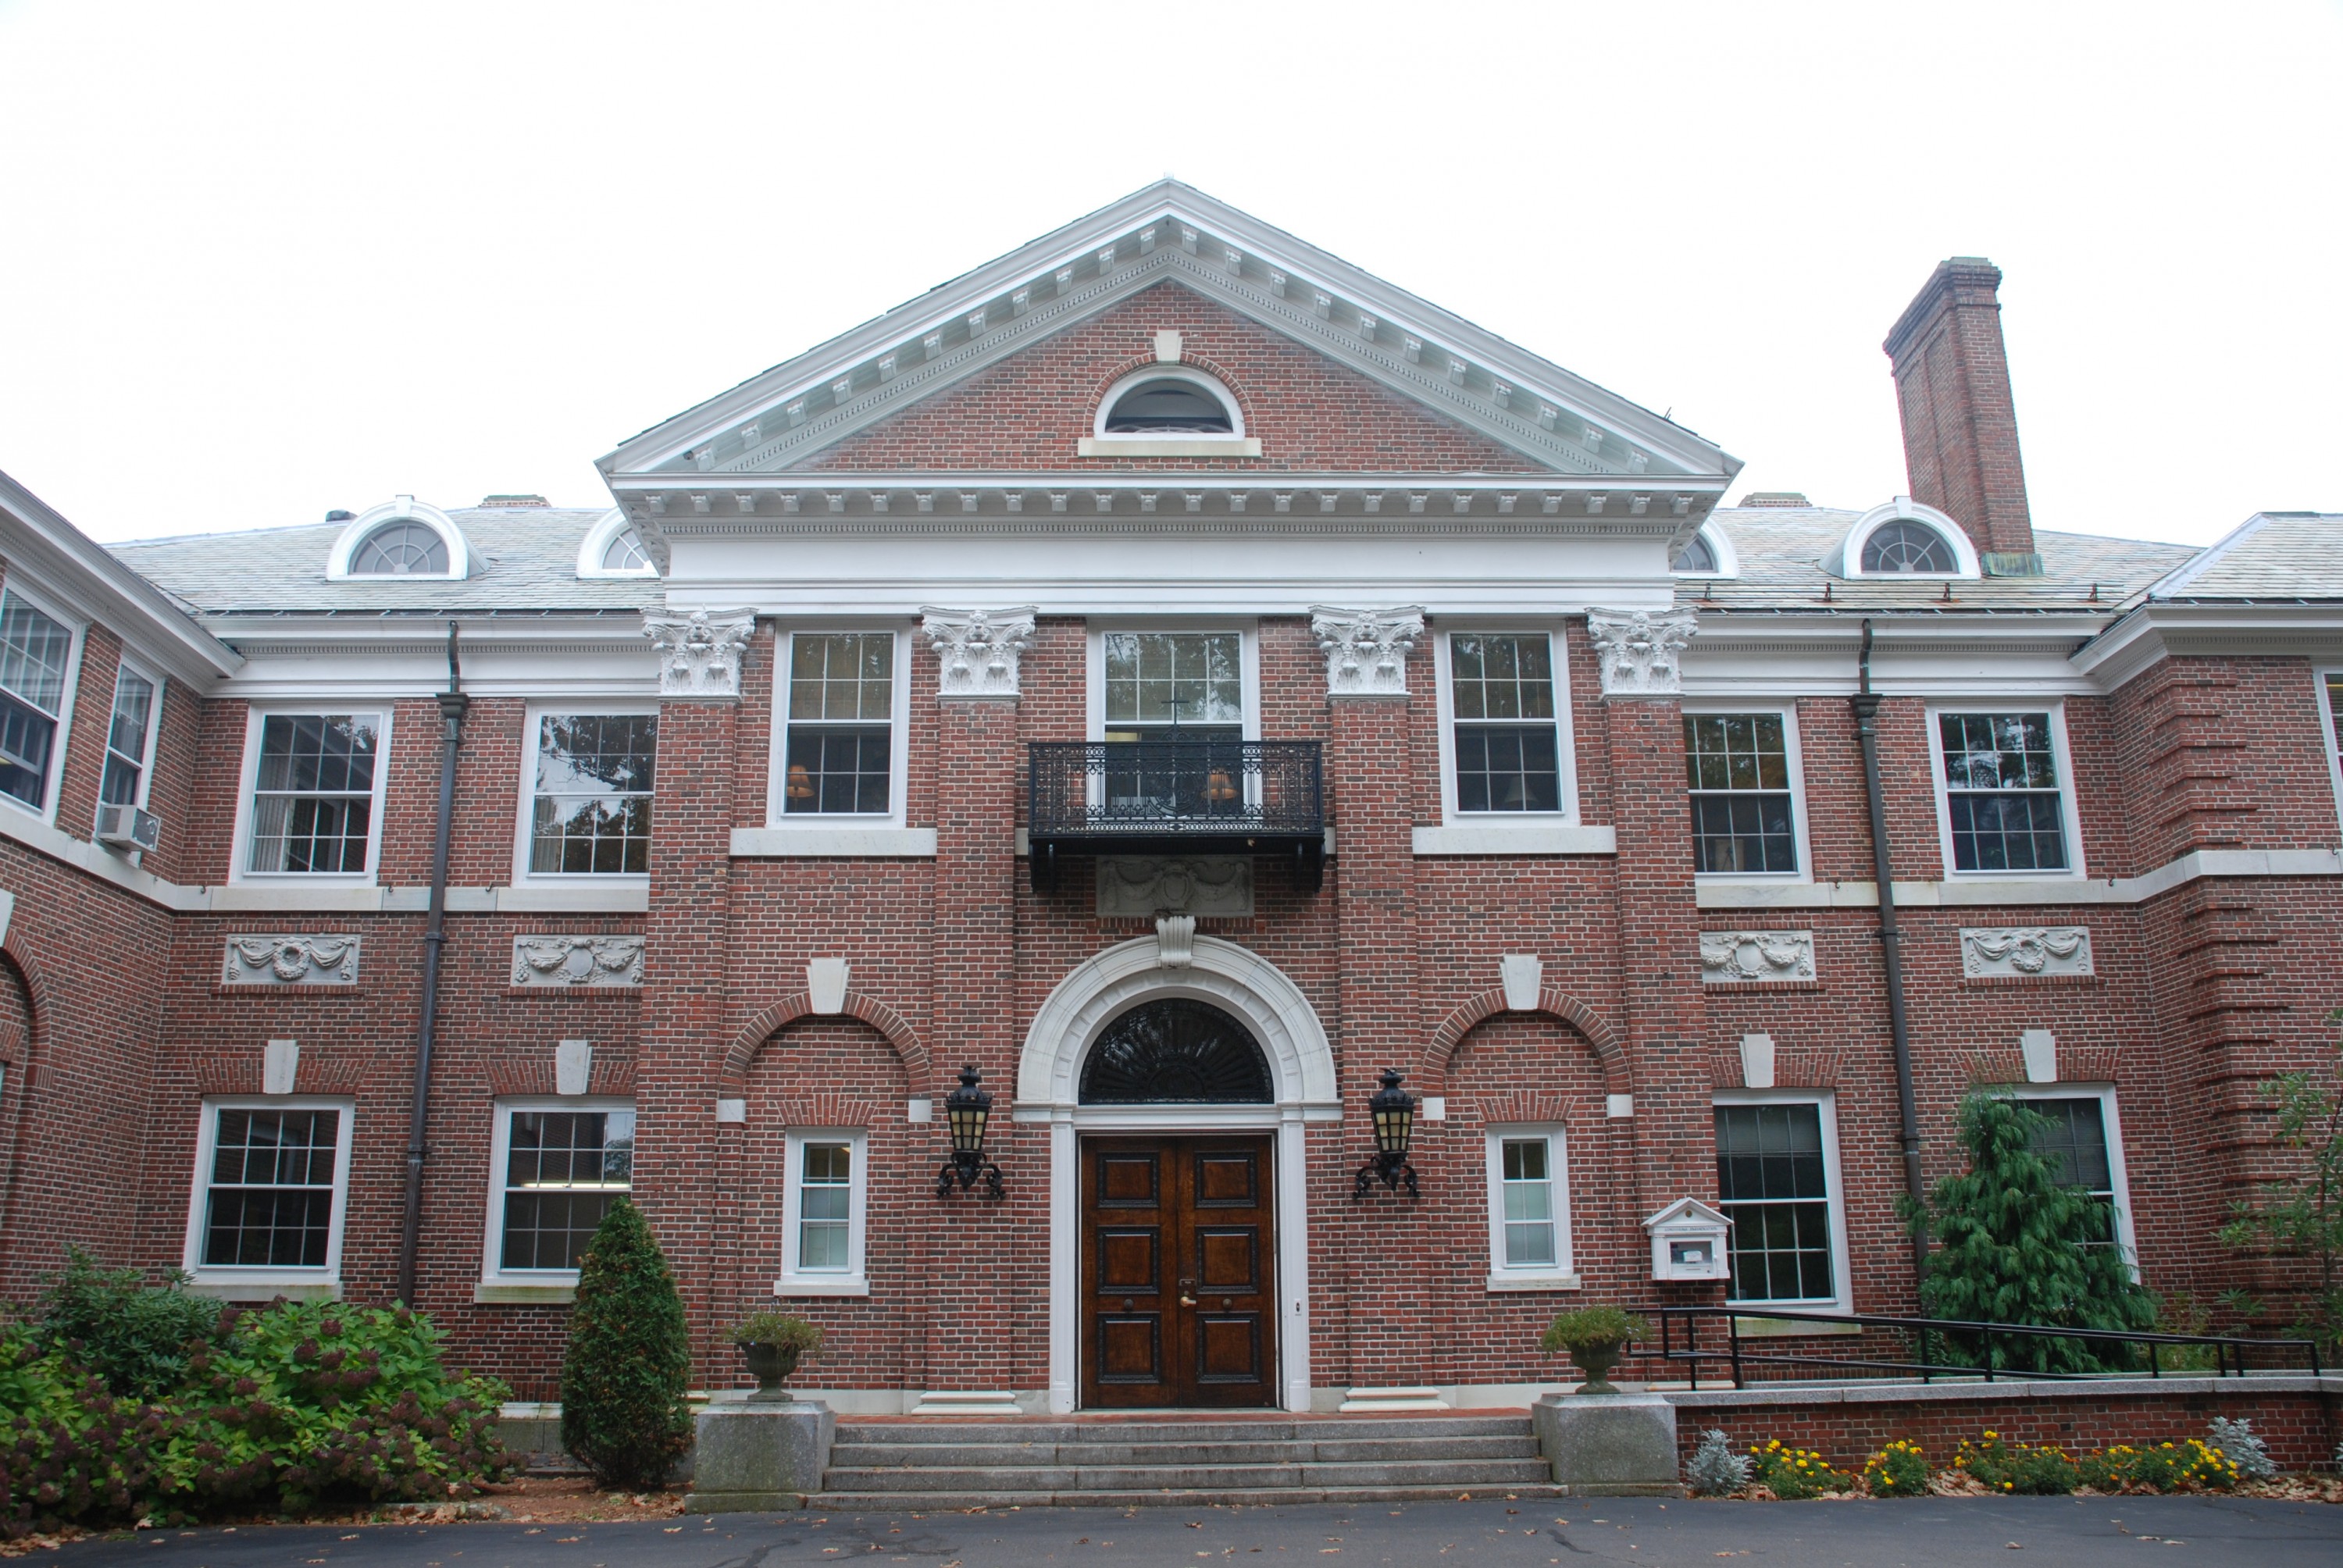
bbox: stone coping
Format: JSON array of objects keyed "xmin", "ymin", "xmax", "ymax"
[{"xmin": 1664, "ymin": 1374, "xmax": 2342, "ymax": 1408}]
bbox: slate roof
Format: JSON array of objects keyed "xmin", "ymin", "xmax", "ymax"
[
  {"xmin": 2144, "ymin": 512, "xmax": 2343, "ymax": 601},
  {"xmin": 1681, "ymin": 506, "xmax": 2195, "ymax": 615},
  {"xmin": 107, "ymin": 508, "xmax": 659, "ymax": 617}
]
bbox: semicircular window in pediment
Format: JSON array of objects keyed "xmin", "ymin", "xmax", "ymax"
[{"xmin": 1079, "ymin": 998, "xmax": 1273, "ymax": 1103}]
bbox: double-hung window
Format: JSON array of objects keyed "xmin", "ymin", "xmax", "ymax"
[
  {"xmin": 1936, "ymin": 711, "xmax": 2072, "ymax": 873},
  {"xmin": 486, "ymin": 1103, "xmax": 635, "ymax": 1281},
  {"xmin": 0, "ymin": 588, "xmax": 75, "ymax": 813},
  {"xmin": 778, "ymin": 1129, "xmax": 868, "ymax": 1296},
  {"xmin": 1714, "ymin": 1098, "xmax": 1846, "ymax": 1308},
  {"xmin": 2013, "ymin": 1093, "xmax": 2129, "ymax": 1255},
  {"xmin": 1101, "ymin": 630, "xmax": 1245, "ymax": 818},
  {"xmin": 99, "ymin": 664, "xmax": 160, "ymax": 814},
  {"xmin": 246, "ymin": 714, "xmax": 384, "ymax": 875},
  {"xmin": 525, "ymin": 713, "xmax": 656, "ymax": 875},
  {"xmin": 1485, "ymin": 1127, "xmax": 1574, "ymax": 1287},
  {"xmin": 1447, "ymin": 633, "xmax": 1563, "ymax": 813},
  {"xmin": 184, "ymin": 1099, "xmax": 353, "ymax": 1289},
  {"xmin": 782, "ymin": 633, "xmax": 897, "ymax": 816},
  {"xmin": 1684, "ymin": 712, "xmax": 1799, "ymax": 875}
]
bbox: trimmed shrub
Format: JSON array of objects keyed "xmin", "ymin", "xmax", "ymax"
[
  {"xmin": 1861, "ymin": 1438, "xmax": 1929, "ymax": 1497},
  {"xmin": 1749, "ymin": 1439, "xmax": 1854, "ymax": 1499},
  {"xmin": 1953, "ymin": 1432, "xmax": 2078, "ymax": 1495},
  {"xmin": 1685, "ymin": 1429, "xmax": 1750, "ymax": 1496},
  {"xmin": 560, "ymin": 1197, "xmax": 691, "ymax": 1488},
  {"xmin": 31, "ymin": 1248, "xmax": 223, "ymax": 1402}
]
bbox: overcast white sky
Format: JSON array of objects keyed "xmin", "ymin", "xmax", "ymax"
[{"xmin": 2, "ymin": 1, "xmax": 2336, "ymax": 548}]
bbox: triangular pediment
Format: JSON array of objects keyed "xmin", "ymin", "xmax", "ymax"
[{"xmin": 599, "ymin": 181, "xmax": 1740, "ymax": 486}]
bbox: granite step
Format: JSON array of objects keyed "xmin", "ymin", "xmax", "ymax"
[
  {"xmin": 826, "ymin": 1434, "xmax": 1539, "ymax": 1469},
  {"xmin": 820, "ymin": 1459, "xmax": 1555, "ymax": 1493},
  {"xmin": 808, "ymin": 1483, "xmax": 1566, "ymax": 1509}
]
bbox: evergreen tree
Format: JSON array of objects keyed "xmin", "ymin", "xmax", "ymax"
[
  {"xmin": 1907, "ymin": 1092, "xmax": 2156, "ymax": 1374},
  {"xmin": 558, "ymin": 1197, "xmax": 692, "ymax": 1488}
]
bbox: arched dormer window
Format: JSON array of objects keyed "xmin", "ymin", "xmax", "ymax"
[
  {"xmin": 1081, "ymin": 365, "xmax": 1259, "ymax": 456},
  {"xmin": 1837, "ymin": 498, "xmax": 1980, "ymax": 579},
  {"xmin": 1669, "ymin": 522, "xmax": 1739, "ymax": 577},
  {"xmin": 578, "ymin": 508, "xmax": 660, "ymax": 579},
  {"xmin": 326, "ymin": 498, "xmax": 471, "ymax": 581}
]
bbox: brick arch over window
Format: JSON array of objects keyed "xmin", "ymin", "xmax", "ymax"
[
  {"xmin": 1093, "ymin": 351, "xmax": 1256, "ymax": 430},
  {"xmin": 0, "ymin": 943, "xmax": 48, "ymax": 1067},
  {"xmin": 720, "ymin": 990, "xmax": 931, "ymax": 1097},
  {"xmin": 1422, "ymin": 987, "xmax": 1628, "ymax": 1096}
]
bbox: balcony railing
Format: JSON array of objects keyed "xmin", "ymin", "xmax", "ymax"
[{"xmin": 1026, "ymin": 739, "xmax": 1325, "ymax": 893}]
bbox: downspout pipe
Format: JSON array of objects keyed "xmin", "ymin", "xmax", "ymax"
[
  {"xmin": 1852, "ymin": 619, "xmax": 1930, "ymax": 1288},
  {"xmin": 396, "ymin": 624, "xmax": 469, "ymax": 1308}
]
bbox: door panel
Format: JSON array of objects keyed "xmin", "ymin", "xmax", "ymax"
[{"xmin": 1080, "ymin": 1135, "xmax": 1275, "ymax": 1408}]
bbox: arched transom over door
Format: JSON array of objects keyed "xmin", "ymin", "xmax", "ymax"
[{"xmin": 1078, "ymin": 999, "xmax": 1277, "ymax": 1409}]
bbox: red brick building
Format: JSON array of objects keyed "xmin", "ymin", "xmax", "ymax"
[{"xmin": 2, "ymin": 184, "xmax": 2337, "ymax": 1415}]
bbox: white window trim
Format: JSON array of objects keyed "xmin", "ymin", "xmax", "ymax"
[
  {"xmin": 1670, "ymin": 521, "xmax": 1740, "ymax": 578},
  {"xmin": 1679, "ymin": 701, "xmax": 1812, "ymax": 884},
  {"xmin": 325, "ymin": 497, "xmax": 471, "ymax": 581},
  {"xmin": 2315, "ymin": 670, "xmax": 2343, "ymax": 837},
  {"xmin": 181, "ymin": 1095, "xmax": 356, "ymax": 1292},
  {"xmin": 1431, "ymin": 622, "xmax": 1582, "ymax": 829},
  {"xmin": 2000, "ymin": 1083, "xmax": 2142, "ymax": 1282},
  {"xmin": 1924, "ymin": 700, "xmax": 2087, "ymax": 881},
  {"xmin": 766, "ymin": 625, "xmax": 912, "ymax": 832},
  {"xmin": 97, "ymin": 655, "xmax": 165, "ymax": 820},
  {"xmin": 776, "ymin": 1127, "xmax": 871, "ymax": 1299},
  {"xmin": 1484, "ymin": 1123, "xmax": 1578, "ymax": 1292},
  {"xmin": 1713, "ymin": 1089, "xmax": 1853, "ymax": 1315},
  {"xmin": 1835, "ymin": 497, "xmax": 1981, "ymax": 579},
  {"xmin": 229, "ymin": 706, "xmax": 393, "ymax": 885},
  {"xmin": 512, "ymin": 702, "xmax": 658, "ymax": 885},
  {"xmin": 0, "ymin": 573, "xmax": 87, "ymax": 829},
  {"xmin": 576, "ymin": 508, "xmax": 658, "ymax": 579},
  {"xmin": 1086, "ymin": 620, "xmax": 1261, "ymax": 743},
  {"xmin": 480, "ymin": 1096, "xmax": 636, "ymax": 1288},
  {"xmin": 1082, "ymin": 364, "xmax": 1253, "ymax": 457}
]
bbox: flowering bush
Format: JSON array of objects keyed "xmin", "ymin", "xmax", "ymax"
[
  {"xmin": 1749, "ymin": 1438, "xmax": 1855, "ymax": 1499},
  {"xmin": 1861, "ymin": 1438, "xmax": 1930, "ymax": 1497},
  {"xmin": 1953, "ymin": 1431, "xmax": 2080, "ymax": 1495},
  {"xmin": 2077, "ymin": 1439, "xmax": 2238, "ymax": 1492}
]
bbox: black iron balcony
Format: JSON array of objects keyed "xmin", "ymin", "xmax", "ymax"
[{"xmin": 1027, "ymin": 739, "xmax": 1325, "ymax": 894}]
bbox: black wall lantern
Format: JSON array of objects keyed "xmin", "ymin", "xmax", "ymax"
[
  {"xmin": 936, "ymin": 1064, "xmax": 1006, "ymax": 1199},
  {"xmin": 1353, "ymin": 1067, "xmax": 1420, "ymax": 1199}
]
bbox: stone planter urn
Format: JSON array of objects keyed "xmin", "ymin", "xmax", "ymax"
[
  {"xmin": 738, "ymin": 1341, "xmax": 802, "ymax": 1398},
  {"xmin": 1567, "ymin": 1338, "xmax": 1624, "ymax": 1396}
]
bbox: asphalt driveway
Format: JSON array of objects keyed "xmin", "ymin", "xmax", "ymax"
[{"xmin": 26, "ymin": 1494, "xmax": 2343, "ymax": 1568}]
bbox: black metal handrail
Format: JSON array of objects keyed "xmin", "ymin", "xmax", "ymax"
[
  {"xmin": 1632, "ymin": 1306, "xmax": 2324, "ymax": 1392},
  {"xmin": 1026, "ymin": 739, "xmax": 1327, "ymax": 894}
]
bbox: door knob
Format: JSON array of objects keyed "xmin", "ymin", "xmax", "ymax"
[{"xmin": 1179, "ymin": 1293, "xmax": 1198, "ymax": 1306}]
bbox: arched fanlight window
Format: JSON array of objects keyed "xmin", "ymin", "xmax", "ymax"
[
  {"xmin": 1860, "ymin": 520, "xmax": 1958, "ymax": 573},
  {"xmin": 1079, "ymin": 998, "xmax": 1273, "ymax": 1104},
  {"xmin": 601, "ymin": 527, "xmax": 651, "ymax": 572},
  {"xmin": 350, "ymin": 521, "xmax": 450, "ymax": 576},
  {"xmin": 1671, "ymin": 532, "xmax": 1718, "ymax": 573},
  {"xmin": 1102, "ymin": 376, "xmax": 1236, "ymax": 435}
]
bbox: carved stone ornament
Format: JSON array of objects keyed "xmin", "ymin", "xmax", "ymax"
[
  {"xmin": 1309, "ymin": 605, "xmax": 1426, "ymax": 697},
  {"xmin": 1699, "ymin": 929, "xmax": 1815, "ymax": 983},
  {"xmin": 1155, "ymin": 914, "xmax": 1197, "ymax": 969},
  {"xmin": 642, "ymin": 608, "xmax": 756, "ymax": 700},
  {"xmin": 1585, "ymin": 608, "xmax": 1698, "ymax": 697},
  {"xmin": 511, "ymin": 935, "xmax": 645, "ymax": 988},
  {"xmin": 919, "ymin": 605, "xmax": 1039, "ymax": 699},
  {"xmin": 1961, "ymin": 926, "xmax": 2093, "ymax": 978},
  {"xmin": 223, "ymin": 935, "xmax": 360, "ymax": 986},
  {"xmin": 1097, "ymin": 856, "xmax": 1254, "ymax": 918}
]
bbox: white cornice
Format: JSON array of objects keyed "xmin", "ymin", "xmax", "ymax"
[
  {"xmin": 596, "ymin": 180, "xmax": 1742, "ymax": 485},
  {"xmin": 2070, "ymin": 600, "xmax": 2343, "ymax": 692}
]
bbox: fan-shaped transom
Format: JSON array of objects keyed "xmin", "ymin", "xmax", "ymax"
[
  {"xmin": 1079, "ymin": 997, "xmax": 1273, "ymax": 1103},
  {"xmin": 1102, "ymin": 377, "xmax": 1235, "ymax": 435},
  {"xmin": 1860, "ymin": 519, "xmax": 1957, "ymax": 573},
  {"xmin": 350, "ymin": 521, "xmax": 450, "ymax": 576}
]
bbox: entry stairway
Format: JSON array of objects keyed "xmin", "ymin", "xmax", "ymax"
[{"xmin": 811, "ymin": 1412, "xmax": 1560, "ymax": 1509}]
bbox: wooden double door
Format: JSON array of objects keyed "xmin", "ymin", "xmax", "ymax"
[{"xmin": 1080, "ymin": 1135, "xmax": 1277, "ymax": 1408}]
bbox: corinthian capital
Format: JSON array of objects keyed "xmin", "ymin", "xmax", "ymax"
[
  {"xmin": 919, "ymin": 605, "xmax": 1039, "ymax": 699},
  {"xmin": 643, "ymin": 608, "xmax": 757, "ymax": 700},
  {"xmin": 1309, "ymin": 605, "xmax": 1427, "ymax": 697},
  {"xmin": 1585, "ymin": 608, "xmax": 1697, "ymax": 698}
]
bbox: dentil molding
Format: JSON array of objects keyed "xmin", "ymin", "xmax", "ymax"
[
  {"xmin": 511, "ymin": 935, "xmax": 645, "ymax": 988},
  {"xmin": 1097, "ymin": 856, "xmax": 1254, "ymax": 918},
  {"xmin": 643, "ymin": 609, "xmax": 756, "ymax": 700},
  {"xmin": 1961, "ymin": 926, "xmax": 2093, "ymax": 978},
  {"xmin": 919, "ymin": 605, "xmax": 1038, "ymax": 699},
  {"xmin": 1587, "ymin": 608, "xmax": 1697, "ymax": 697},
  {"xmin": 223, "ymin": 935, "xmax": 360, "ymax": 986},
  {"xmin": 1699, "ymin": 929, "xmax": 1815, "ymax": 983},
  {"xmin": 1310, "ymin": 605, "xmax": 1425, "ymax": 697}
]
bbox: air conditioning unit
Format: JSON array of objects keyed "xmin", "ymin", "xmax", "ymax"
[{"xmin": 95, "ymin": 803, "xmax": 161, "ymax": 852}]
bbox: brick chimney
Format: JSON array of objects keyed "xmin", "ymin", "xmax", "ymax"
[{"xmin": 1883, "ymin": 258, "xmax": 2039, "ymax": 575}]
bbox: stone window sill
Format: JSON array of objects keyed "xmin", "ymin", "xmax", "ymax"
[
  {"xmin": 1077, "ymin": 437, "xmax": 1261, "ymax": 458},
  {"xmin": 184, "ymin": 1279, "xmax": 341, "ymax": 1303},
  {"xmin": 1722, "ymin": 1312, "xmax": 1863, "ymax": 1338},
  {"xmin": 774, "ymin": 1278, "xmax": 870, "ymax": 1299},
  {"xmin": 1415, "ymin": 825, "xmax": 1617, "ymax": 857},
  {"xmin": 1485, "ymin": 1274, "xmax": 1583, "ymax": 1293},
  {"xmin": 731, "ymin": 827, "xmax": 937, "ymax": 858},
  {"xmin": 475, "ymin": 1282, "xmax": 578, "ymax": 1306}
]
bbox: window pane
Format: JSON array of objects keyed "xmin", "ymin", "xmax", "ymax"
[
  {"xmin": 783, "ymin": 726, "xmax": 891, "ymax": 814},
  {"xmin": 601, "ymin": 529, "xmax": 651, "ymax": 572},
  {"xmin": 0, "ymin": 593, "xmax": 73, "ymax": 715},
  {"xmin": 1103, "ymin": 633, "xmax": 1242, "ymax": 726},
  {"xmin": 1454, "ymin": 725, "xmax": 1560, "ymax": 814},
  {"xmin": 201, "ymin": 1108, "xmax": 340, "ymax": 1268},
  {"xmin": 797, "ymin": 1142, "xmax": 853, "ymax": 1273},
  {"xmin": 1683, "ymin": 714, "xmax": 1796, "ymax": 873},
  {"xmin": 107, "ymin": 669, "xmax": 155, "ymax": 766},
  {"xmin": 531, "ymin": 714, "xmax": 656, "ymax": 875},
  {"xmin": 1938, "ymin": 713, "xmax": 2067, "ymax": 872},
  {"xmin": 0, "ymin": 691, "xmax": 57, "ymax": 809},
  {"xmin": 250, "ymin": 716, "xmax": 378, "ymax": 873},
  {"xmin": 499, "ymin": 1109, "xmax": 634, "ymax": 1271},
  {"xmin": 2016, "ymin": 1097, "xmax": 2117, "ymax": 1246},
  {"xmin": 790, "ymin": 633, "xmax": 893, "ymax": 721},
  {"xmin": 1715, "ymin": 1104, "xmax": 1833, "ymax": 1303},
  {"xmin": 350, "ymin": 522, "xmax": 448, "ymax": 576}
]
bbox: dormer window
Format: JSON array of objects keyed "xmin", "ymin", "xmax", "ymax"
[
  {"xmin": 601, "ymin": 529, "xmax": 651, "ymax": 572},
  {"xmin": 1103, "ymin": 378, "xmax": 1233, "ymax": 434},
  {"xmin": 1861, "ymin": 520, "xmax": 1957, "ymax": 573},
  {"xmin": 350, "ymin": 522, "xmax": 449, "ymax": 576},
  {"xmin": 577, "ymin": 508, "xmax": 659, "ymax": 579},
  {"xmin": 1671, "ymin": 533, "xmax": 1717, "ymax": 573},
  {"xmin": 1669, "ymin": 522, "xmax": 1739, "ymax": 578}
]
